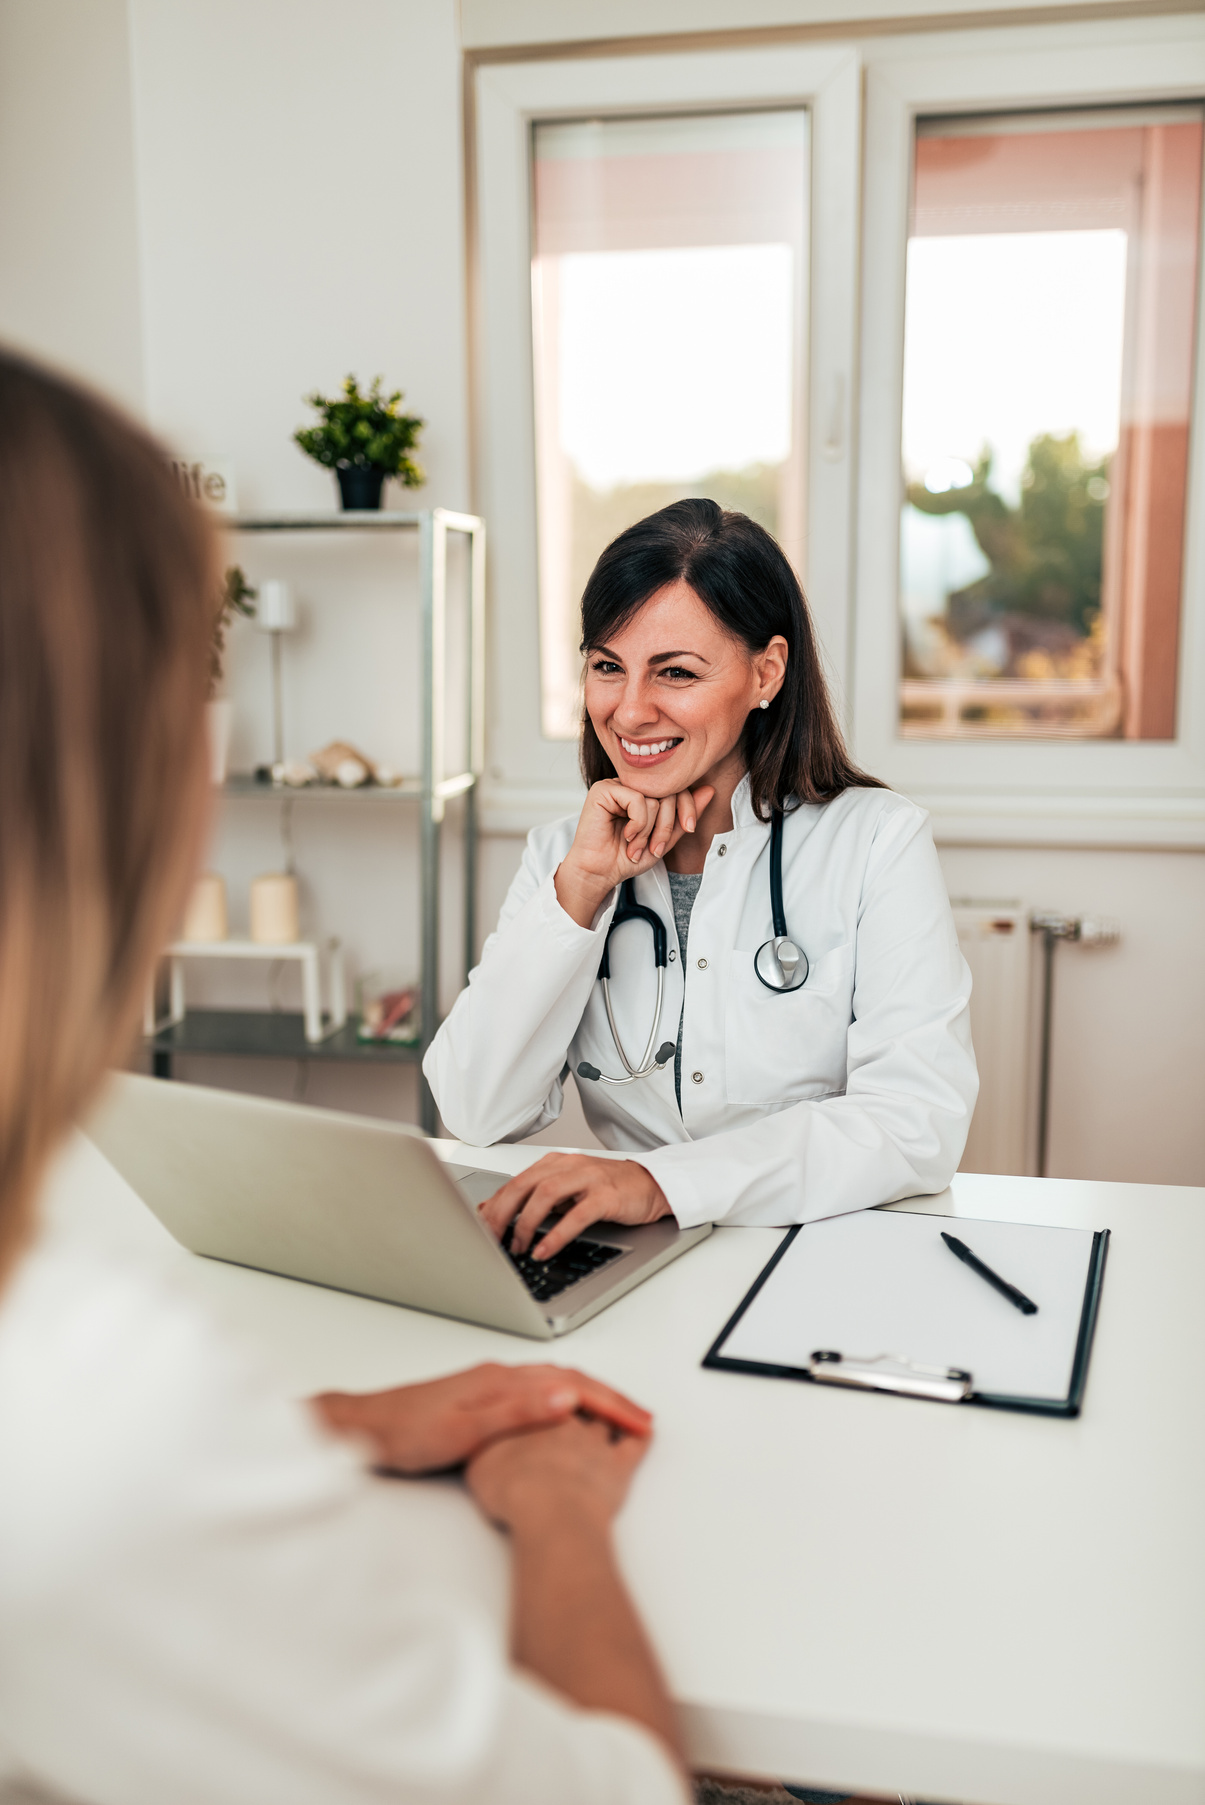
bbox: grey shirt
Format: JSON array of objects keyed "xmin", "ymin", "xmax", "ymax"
[{"xmin": 667, "ymin": 871, "xmax": 702, "ymax": 1114}]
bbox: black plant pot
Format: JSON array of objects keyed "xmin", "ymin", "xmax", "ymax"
[{"xmin": 336, "ymin": 465, "xmax": 387, "ymax": 511}]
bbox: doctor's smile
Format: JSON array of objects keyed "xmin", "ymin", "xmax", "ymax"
[
  {"xmin": 616, "ymin": 736, "xmax": 682, "ymax": 763},
  {"xmin": 427, "ymin": 497, "xmax": 977, "ymax": 1264}
]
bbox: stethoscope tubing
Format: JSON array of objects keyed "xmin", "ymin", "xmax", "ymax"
[
  {"xmin": 600, "ymin": 966, "xmax": 665, "ymax": 1080},
  {"xmin": 577, "ymin": 809, "xmax": 807, "ymax": 1089}
]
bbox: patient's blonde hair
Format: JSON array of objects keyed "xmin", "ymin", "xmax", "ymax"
[{"xmin": 0, "ymin": 352, "xmax": 214, "ymax": 1272}]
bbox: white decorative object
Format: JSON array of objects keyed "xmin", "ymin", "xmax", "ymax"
[
  {"xmin": 206, "ymin": 699, "xmax": 233, "ymax": 785},
  {"xmin": 256, "ymin": 578, "xmax": 296, "ymax": 631},
  {"xmin": 144, "ymin": 938, "xmax": 346, "ymax": 1044},
  {"xmin": 272, "ymin": 759, "xmax": 318, "ymax": 787},
  {"xmin": 309, "ymin": 739, "xmax": 376, "ymax": 785},
  {"xmin": 181, "ymin": 872, "xmax": 228, "ymax": 943},
  {"xmin": 249, "ymin": 872, "xmax": 300, "ymax": 944},
  {"xmin": 335, "ymin": 756, "xmax": 370, "ymax": 788}
]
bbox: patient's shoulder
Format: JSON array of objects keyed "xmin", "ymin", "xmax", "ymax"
[{"xmin": 0, "ymin": 1221, "xmax": 356, "ymax": 1600}]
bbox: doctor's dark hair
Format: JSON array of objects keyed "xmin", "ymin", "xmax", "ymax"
[{"xmin": 579, "ymin": 498, "xmax": 883, "ymax": 818}]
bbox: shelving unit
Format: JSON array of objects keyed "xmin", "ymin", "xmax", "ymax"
[{"xmin": 146, "ymin": 508, "xmax": 485, "ymax": 1133}]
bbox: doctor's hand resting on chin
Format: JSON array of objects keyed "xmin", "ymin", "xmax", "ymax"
[{"xmin": 429, "ymin": 498, "xmax": 978, "ymax": 1257}]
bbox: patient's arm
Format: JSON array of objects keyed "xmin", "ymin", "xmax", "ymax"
[
  {"xmin": 467, "ymin": 1412, "xmax": 686, "ymax": 1775},
  {"xmin": 311, "ymin": 1361, "xmax": 652, "ymax": 1473}
]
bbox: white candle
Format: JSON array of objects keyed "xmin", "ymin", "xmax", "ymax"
[
  {"xmin": 181, "ymin": 872, "xmax": 228, "ymax": 943},
  {"xmin": 249, "ymin": 872, "xmax": 300, "ymax": 944}
]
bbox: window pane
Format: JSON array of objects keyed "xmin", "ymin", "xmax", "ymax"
[
  {"xmin": 532, "ymin": 111, "xmax": 808, "ymax": 738},
  {"xmin": 899, "ymin": 107, "xmax": 1203, "ymax": 740}
]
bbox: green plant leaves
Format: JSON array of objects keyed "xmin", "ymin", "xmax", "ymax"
[
  {"xmin": 210, "ymin": 565, "xmax": 257, "ymax": 695},
  {"xmin": 293, "ymin": 374, "xmax": 425, "ymax": 484}
]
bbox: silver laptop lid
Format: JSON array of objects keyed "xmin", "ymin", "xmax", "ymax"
[{"xmin": 86, "ymin": 1074, "xmax": 552, "ymax": 1338}]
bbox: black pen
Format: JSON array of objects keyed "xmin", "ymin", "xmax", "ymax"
[{"xmin": 941, "ymin": 1231, "xmax": 1038, "ymax": 1315}]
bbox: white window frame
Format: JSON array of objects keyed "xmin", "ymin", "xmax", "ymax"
[
  {"xmin": 853, "ymin": 14, "xmax": 1205, "ymax": 847},
  {"xmin": 472, "ymin": 43, "xmax": 860, "ymax": 831}
]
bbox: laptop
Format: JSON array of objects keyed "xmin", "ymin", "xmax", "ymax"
[{"xmin": 86, "ymin": 1074, "xmax": 712, "ymax": 1339}]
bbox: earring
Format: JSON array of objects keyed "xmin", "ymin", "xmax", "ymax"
[{"xmin": 759, "ymin": 698, "xmax": 770, "ymax": 709}]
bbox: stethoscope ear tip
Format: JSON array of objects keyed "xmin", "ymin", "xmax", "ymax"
[
  {"xmin": 654, "ymin": 1042, "xmax": 676, "ymax": 1066},
  {"xmin": 577, "ymin": 1061, "xmax": 601, "ymax": 1082}
]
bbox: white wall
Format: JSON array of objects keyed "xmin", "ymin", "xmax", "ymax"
[
  {"xmin": 459, "ymin": 0, "xmax": 1131, "ymax": 51},
  {"xmin": 937, "ymin": 845, "xmax": 1205, "ymax": 1187},
  {"xmin": 127, "ymin": 0, "xmax": 470, "ymax": 514},
  {"xmin": 125, "ymin": 0, "xmax": 472, "ymax": 1117},
  {"xmin": 0, "ymin": 0, "xmax": 144, "ymax": 408},
  {"xmin": 0, "ymin": 0, "xmax": 1200, "ymax": 1178}
]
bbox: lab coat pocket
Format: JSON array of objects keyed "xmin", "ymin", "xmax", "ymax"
[{"xmin": 724, "ymin": 941, "xmax": 854, "ymax": 1108}]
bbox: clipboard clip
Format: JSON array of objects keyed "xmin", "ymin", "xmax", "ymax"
[{"xmin": 808, "ymin": 1350, "xmax": 973, "ymax": 1403}]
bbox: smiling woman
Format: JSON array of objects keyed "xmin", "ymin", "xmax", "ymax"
[{"xmin": 425, "ymin": 500, "xmax": 979, "ymax": 1256}]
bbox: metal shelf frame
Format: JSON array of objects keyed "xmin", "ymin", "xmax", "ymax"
[{"xmin": 149, "ymin": 508, "xmax": 485, "ymax": 1133}]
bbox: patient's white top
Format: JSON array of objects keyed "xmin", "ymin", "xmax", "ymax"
[{"xmin": 0, "ymin": 1209, "xmax": 685, "ymax": 1805}]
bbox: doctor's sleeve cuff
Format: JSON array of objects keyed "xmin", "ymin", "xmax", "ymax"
[
  {"xmin": 637, "ymin": 1147, "xmax": 721, "ymax": 1232},
  {"xmin": 424, "ymin": 873, "xmax": 618, "ymax": 1149}
]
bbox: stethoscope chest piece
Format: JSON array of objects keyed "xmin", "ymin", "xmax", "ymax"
[
  {"xmin": 753, "ymin": 809, "xmax": 808, "ymax": 992},
  {"xmin": 754, "ymin": 935, "xmax": 808, "ymax": 992}
]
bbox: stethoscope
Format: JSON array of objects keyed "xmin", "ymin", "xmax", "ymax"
[{"xmin": 577, "ymin": 810, "xmax": 808, "ymax": 1088}]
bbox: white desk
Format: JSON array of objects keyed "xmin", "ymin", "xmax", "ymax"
[{"xmin": 54, "ymin": 1135, "xmax": 1204, "ymax": 1805}]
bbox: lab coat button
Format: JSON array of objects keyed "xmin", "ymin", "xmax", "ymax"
[
  {"xmin": 669, "ymin": 950, "xmax": 676, "ymax": 960},
  {"xmin": 697, "ymin": 957, "xmax": 708, "ymax": 969},
  {"xmin": 717, "ymin": 845, "xmax": 727, "ymax": 857},
  {"xmin": 691, "ymin": 1071, "xmax": 704, "ymax": 1084}
]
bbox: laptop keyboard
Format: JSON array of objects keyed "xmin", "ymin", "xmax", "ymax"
[{"xmin": 501, "ymin": 1228, "xmax": 624, "ymax": 1304}]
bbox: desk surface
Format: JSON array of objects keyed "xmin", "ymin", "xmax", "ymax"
[{"xmin": 55, "ymin": 1133, "xmax": 1204, "ymax": 1805}]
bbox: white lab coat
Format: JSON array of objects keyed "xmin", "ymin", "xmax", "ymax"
[{"xmin": 425, "ymin": 778, "xmax": 977, "ymax": 1229}]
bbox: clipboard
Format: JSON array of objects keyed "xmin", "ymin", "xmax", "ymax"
[{"xmin": 703, "ymin": 1210, "xmax": 1109, "ymax": 1417}]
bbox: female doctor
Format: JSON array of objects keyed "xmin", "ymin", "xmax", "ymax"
[{"xmin": 425, "ymin": 499, "xmax": 977, "ymax": 1264}]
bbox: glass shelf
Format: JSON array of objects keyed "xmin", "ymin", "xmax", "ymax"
[
  {"xmin": 146, "ymin": 1007, "xmax": 422, "ymax": 1065},
  {"xmin": 222, "ymin": 774, "xmax": 423, "ymax": 801},
  {"xmin": 229, "ymin": 512, "xmax": 429, "ymax": 532}
]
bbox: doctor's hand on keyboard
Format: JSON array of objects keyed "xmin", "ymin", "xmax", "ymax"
[
  {"xmin": 479, "ymin": 1152, "xmax": 674, "ymax": 1262},
  {"xmin": 501, "ymin": 1222, "xmax": 624, "ymax": 1301}
]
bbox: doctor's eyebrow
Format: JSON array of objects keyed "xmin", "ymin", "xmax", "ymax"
[{"xmin": 588, "ymin": 644, "xmax": 710, "ymax": 666}]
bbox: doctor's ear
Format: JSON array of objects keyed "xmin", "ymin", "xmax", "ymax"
[{"xmin": 751, "ymin": 634, "xmax": 788, "ymax": 709}]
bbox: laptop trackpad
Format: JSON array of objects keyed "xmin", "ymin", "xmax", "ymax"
[{"xmin": 449, "ymin": 1165, "xmax": 515, "ymax": 1209}]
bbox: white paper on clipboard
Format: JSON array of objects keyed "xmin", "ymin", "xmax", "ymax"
[{"xmin": 718, "ymin": 1210, "xmax": 1097, "ymax": 1401}]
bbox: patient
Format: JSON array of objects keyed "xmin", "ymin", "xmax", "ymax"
[{"xmin": 0, "ymin": 352, "xmax": 687, "ymax": 1804}]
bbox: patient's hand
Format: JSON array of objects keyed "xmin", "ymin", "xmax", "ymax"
[
  {"xmin": 312, "ymin": 1361, "xmax": 652, "ymax": 1474},
  {"xmin": 466, "ymin": 1410, "xmax": 647, "ymax": 1534}
]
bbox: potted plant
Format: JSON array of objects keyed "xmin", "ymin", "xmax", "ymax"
[
  {"xmin": 294, "ymin": 375, "xmax": 425, "ymax": 510},
  {"xmin": 208, "ymin": 566, "xmax": 257, "ymax": 784}
]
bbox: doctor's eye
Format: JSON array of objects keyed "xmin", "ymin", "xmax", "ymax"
[
  {"xmin": 589, "ymin": 658, "xmax": 624, "ymax": 676},
  {"xmin": 659, "ymin": 666, "xmax": 698, "ymax": 682}
]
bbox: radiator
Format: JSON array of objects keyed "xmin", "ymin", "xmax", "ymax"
[{"xmin": 952, "ymin": 902, "xmax": 1033, "ymax": 1177}]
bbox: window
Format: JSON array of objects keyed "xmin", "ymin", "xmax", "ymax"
[
  {"xmin": 899, "ymin": 107, "xmax": 1203, "ymax": 741},
  {"xmin": 478, "ymin": 25, "xmax": 1205, "ymax": 841},
  {"xmin": 531, "ymin": 110, "xmax": 808, "ymax": 738}
]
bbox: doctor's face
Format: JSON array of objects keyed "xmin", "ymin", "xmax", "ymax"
[{"xmin": 584, "ymin": 579, "xmax": 785, "ymax": 796}]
